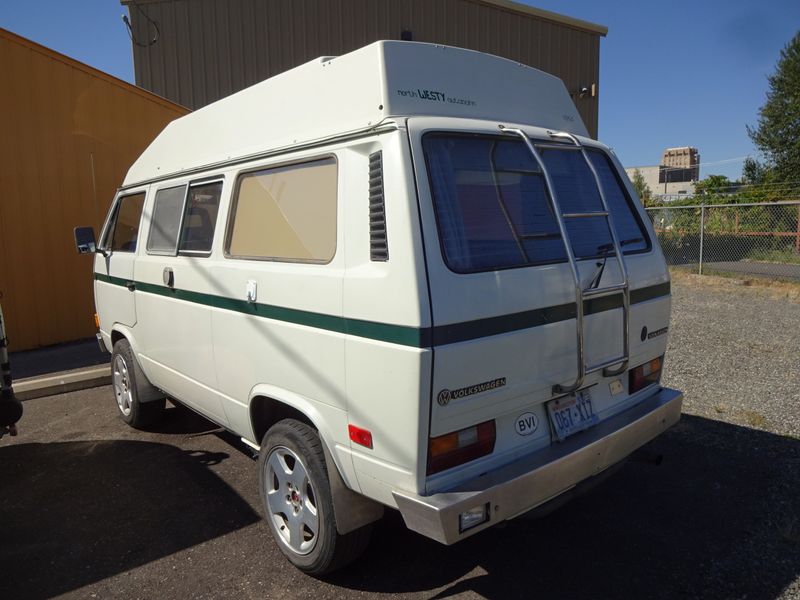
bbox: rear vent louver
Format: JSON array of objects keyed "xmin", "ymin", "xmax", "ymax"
[{"xmin": 369, "ymin": 151, "xmax": 388, "ymax": 261}]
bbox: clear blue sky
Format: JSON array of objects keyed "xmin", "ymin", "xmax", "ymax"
[{"xmin": 2, "ymin": 0, "xmax": 798, "ymax": 180}]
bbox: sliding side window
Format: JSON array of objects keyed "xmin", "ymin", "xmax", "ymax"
[
  {"xmin": 147, "ymin": 181, "xmax": 223, "ymax": 255},
  {"xmin": 147, "ymin": 185, "xmax": 186, "ymax": 254},
  {"xmin": 179, "ymin": 181, "xmax": 223, "ymax": 254}
]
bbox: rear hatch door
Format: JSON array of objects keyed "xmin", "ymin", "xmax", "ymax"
[{"xmin": 407, "ymin": 118, "xmax": 659, "ymax": 488}]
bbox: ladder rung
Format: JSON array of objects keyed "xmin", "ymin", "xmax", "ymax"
[
  {"xmin": 586, "ymin": 356, "xmax": 628, "ymax": 375},
  {"xmin": 562, "ymin": 211, "xmax": 608, "ymax": 218},
  {"xmin": 582, "ymin": 283, "xmax": 627, "ymax": 299}
]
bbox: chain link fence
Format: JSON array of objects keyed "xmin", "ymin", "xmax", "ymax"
[{"xmin": 646, "ymin": 201, "xmax": 800, "ymax": 280}]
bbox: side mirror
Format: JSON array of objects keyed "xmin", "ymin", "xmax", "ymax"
[{"xmin": 74, "ymin": 226, "xmax": 98, "ymax": 255}]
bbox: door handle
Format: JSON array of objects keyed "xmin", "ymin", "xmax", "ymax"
[
  {"xmin": 163, "ymin": 267, "xmax": 174, "ymax": 288},
  {"xmin": 126, "ymin": 281, "xmax": 136, "ymax": 292}
]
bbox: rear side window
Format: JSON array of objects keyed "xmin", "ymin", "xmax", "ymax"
[
  {"xmin": 106, "ymin": 192, "xmax": 145, "ymax": 252},
  {"xmin": 422, "ymin": 133, "xmax": 650, "ymax": 273},
  {"xmin": 147, "ymin": 185, "xmax": 186, "ymax": 254},
  {"xmin": 226, "ymin": 158, "xmax": 337, "ymax": 262}
]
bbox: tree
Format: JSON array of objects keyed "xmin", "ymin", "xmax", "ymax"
[
  {"xmin": 741, "ymin": 157, "xmax": 768, "ymax": 186},
  {"xmin": 630, "ymin": 169, "xmax": 652, "ymax": 205},
  {"xmin": 694, "ymin": 174, "xmax": 735, "ymax": 198},
  {"xmin": 747, "ymin": 32, "xmax": 800, "ymax": 188}
]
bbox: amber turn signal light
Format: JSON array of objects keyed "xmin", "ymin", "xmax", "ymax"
[
  {"xmin": 427, "ymin": 420, "xmax": 496, "ymax": 475},
  {"xmin": 629, "ymin": 356, "xmax": 663, "ymax": 394}
]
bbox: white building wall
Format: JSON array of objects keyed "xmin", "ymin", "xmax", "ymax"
[{"xmin": 625, "ymin": 165, "xmax": 695, "ymax": 197}]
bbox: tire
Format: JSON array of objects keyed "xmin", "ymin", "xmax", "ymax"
[
  {"xmin": 258, "ymin": 419, "xmax": 372, "ymax": 575},
  {"xmin": 111, "ymin": 338, "xmax": 166, "ymax": 429}
]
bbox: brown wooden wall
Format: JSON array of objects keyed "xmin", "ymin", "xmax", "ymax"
[
  {"xmin": 0, "ymin": 29, "xmax": 188, "ymax": 351},
  {"xmin": 124, "ymin": 0, "xmax": 604, "ymax": 137}
]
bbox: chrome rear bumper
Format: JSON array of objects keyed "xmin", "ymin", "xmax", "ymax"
[{"xmin": 393, "ymin": 386, "xmax": 682, "ymax": 544}]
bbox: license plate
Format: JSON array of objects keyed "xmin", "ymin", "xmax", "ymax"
[{"xmin": 546, "ymin": 389, "xmax": 598, "ymax": 441}]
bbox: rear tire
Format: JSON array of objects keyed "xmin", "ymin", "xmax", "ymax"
[
  {"xmin": 111, "ymin": 339, "xmax": 165, "ymax": 429},
  {"xmin": 258, "ymin": 419, "xmax": 371, "ymax": 575}
]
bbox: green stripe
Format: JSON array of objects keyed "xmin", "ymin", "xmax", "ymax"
[
  {"xmin": 95, "ymin": 273, "xmax": 129, "ymax": 287},
  {"xmin": 631, "ymin": 281, "xmax": 671, "ymax": 304},
  {"xmin": 94, "ymin": 274, "xmax": 669, "ymax": 348}
]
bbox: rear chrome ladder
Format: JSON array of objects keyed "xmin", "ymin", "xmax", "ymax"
[{"xmin": 500, "ymin": 126, "xmax": 630, "ymax": 394}]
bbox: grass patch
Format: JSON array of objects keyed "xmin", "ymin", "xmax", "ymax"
[
  {"xmin": 740, "ymin": 410, "xmax": 767, "ymax": 429},
  {"xmin": 669, "ymin": 267, "xmax": 800, "ymax": 301}
]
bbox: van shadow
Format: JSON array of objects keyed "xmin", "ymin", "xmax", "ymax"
[
  {"xmin": 0, "ymin": 440, "xmax": 260, "ymax": 600},
  {"xmin": 330, "ymin": 415, "xmax": 800, "ymax": 600}
]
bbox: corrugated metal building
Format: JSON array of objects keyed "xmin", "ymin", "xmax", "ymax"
[
  {"xmin": 0, "ymin": 29, "xmax": 188, "ymax": 350},
  {"xmin": 122, "ymin": 0, "xmax": 607, "ymax": 137}
]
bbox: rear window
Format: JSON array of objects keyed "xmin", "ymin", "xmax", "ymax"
[{"xmin": 422, "ymin": 133, "xmax": 650, "ymax": 273}]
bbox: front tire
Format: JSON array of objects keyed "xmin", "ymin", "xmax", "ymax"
[
  {"xmin": 111, "ymin": 339, "xmax": 165, "ymax": 429},
  {"xmin": 258, "ymin": 419, "xmax": 371, "ymax": 575}
]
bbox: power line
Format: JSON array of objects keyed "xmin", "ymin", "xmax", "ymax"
[{"xmin": 627, "ymin": 156, "xmax": 751, "ymax": 172}]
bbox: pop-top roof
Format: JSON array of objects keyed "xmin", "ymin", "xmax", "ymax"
[{"xmin": 124, "ymin": 41, "xmax": 588, "ymax": 186}]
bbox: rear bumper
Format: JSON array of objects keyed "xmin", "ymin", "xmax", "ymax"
[{"xmin": 393, "ymin": 386, "xmax": 682, "ymax": 544}]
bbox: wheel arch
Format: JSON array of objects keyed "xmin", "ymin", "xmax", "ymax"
[
  {"xmin": 248, "ymin": 385, "xmax": 384, "ymax": 534},
  {"xmin": 109, "ymin": 324, "xmax": 142, "ymax": 358},
  {"xmin": 109, "ymin": 324, "xmax": 163, "ymax": 403}
]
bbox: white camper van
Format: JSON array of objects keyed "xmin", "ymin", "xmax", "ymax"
[{"xmin": 75, "ymin": 41, "xmax": 682, "ymax": 574}]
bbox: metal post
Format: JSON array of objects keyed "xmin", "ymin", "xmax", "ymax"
[
  {"xmin": 796, "ymin": 204, "xmax": 800, "ymax": 253},
  {"xmin": 698, "ymin": 203, "xmax": 706, "ymax": 275}
]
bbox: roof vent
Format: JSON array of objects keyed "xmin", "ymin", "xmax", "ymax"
[{"xmin": 369, "ymin": 151, "xmax": 388, "ymax": 261}]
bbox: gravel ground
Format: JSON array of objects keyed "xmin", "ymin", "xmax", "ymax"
[
  {"xmin": 1, "ymin": 273, "xmax": 799, "ymax": 599},
  {"xmin": 663, "ymin": 271, "xmax": 800, "ymax": 439}
]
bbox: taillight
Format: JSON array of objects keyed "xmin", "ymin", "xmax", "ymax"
[
  {"xmin": 629, "ymin": 356, "xmax": 663, "ymax": 393},
  {"xmin": 427, "ymin": 420, "xmax": 496, "ymax": 475}
]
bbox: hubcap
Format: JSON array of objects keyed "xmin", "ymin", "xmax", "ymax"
[
  {"xmin": 112, "ymin": 354, "xmax": 133, "ymax": 416},
  {"xmin": 264, "ymin": 446, "xmax": 319, "ymax": 555}
]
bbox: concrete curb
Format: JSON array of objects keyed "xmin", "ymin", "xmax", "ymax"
[{"xmin": 14, "ymin": 366, "xmax": 111, "ymax": 401}]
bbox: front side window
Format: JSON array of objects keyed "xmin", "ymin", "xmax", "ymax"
[
  {"xmin": 226, "ymin": 158, "xmax": 337, "ymax": 262},
  {"xmin": 104, "ymin": 192, "xmax": 146, "ymax": 252},
  {"xmin": 422, "ymin": 133, "xmax": 650, "ymax": 273},
  {"xmin": 147, "ymin": 185, "xmax": 186, "ymax": 254}
]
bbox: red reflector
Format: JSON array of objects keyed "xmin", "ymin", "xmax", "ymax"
[{"xmin": 348, "ymin": 424, "xmax": 373, "ymax": 449}]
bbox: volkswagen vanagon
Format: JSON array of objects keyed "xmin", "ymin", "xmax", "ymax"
[{"xmin": 75, "ymin": 41, "xmax": 683, "ymax": 574}]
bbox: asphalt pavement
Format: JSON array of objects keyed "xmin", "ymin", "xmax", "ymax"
[
  {"xmin": 2, "ymin": 276, "xmax": 799, "ymax": 600},
  {"xmin": 702, "ymin": 260, "xmax": 800, "ymax": 280}
]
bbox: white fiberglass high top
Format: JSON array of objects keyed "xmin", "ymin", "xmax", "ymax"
[{"xmin": 124, "ymin": 40, "xmax": 587, "ymax": 186}]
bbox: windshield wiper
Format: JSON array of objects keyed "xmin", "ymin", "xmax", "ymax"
[
  {"xmin": 596, "ymin": 237, "xmax": 644, "ymax": 255},
  {"xmin": 588, "ymin": 237, "xmax": 644, "ymax": 290}
]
